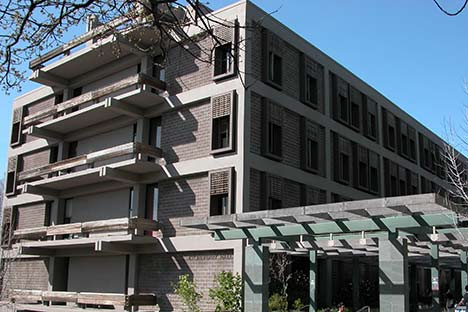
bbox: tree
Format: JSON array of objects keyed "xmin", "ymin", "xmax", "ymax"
[
  {"xmin": 0, "ymin": 0, "xmax": 250, "ymax": 92},
  {"xmin": 173, "ymin": 274, "xmax": 203, "ymax": 312},
  {"xmin": 209, "ymin": 271, "xmax": 242, "ymax": 312}
]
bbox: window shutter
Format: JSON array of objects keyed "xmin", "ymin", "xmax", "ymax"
[
  {"xmin": 410, "ymin": 172, "xmax": 419, "ymax": 194},
  {"xmin": 302, "ymin": 185, "xmax": 326, "ymax": 206},
  {"xmin": 334, "ymin": 76, "xmax": 350, "ymax": 124},
  {"xmin": 209, "ymin": 168, "xmax": 234, "ymax": 215},
  {"xmin": 365, "ymin": 97, "xmax": 378, "ymax": 141},
  {"xmin": 301, "ymin": 119, "xmax": 323, "ymax": 174},
  {"xmin": 397, "ymin": 119, "xmax": 409, "ymax": 157},
  {"xmin": 262, "ymin": 99, "xmax": 283, "ymax": 160},
  {"xmin": 399, "ymin": 166, "xmax": 407, "ymax": 195},
  {"xmin": 212, "ymin": 19, "xmax": 238, "ymax": 80},
  {"xmin": 6, "ymin": 156, "xmax": 19, "ymax": 196},
  {"xmin": 10, "ymin": 107, "xmax": 24, "ymax": 147},
  {"xmin": 356, "ymin": 145, "xmax": 369, "ymax": 190},
  {"xmin": 408, "ymin": 125, "xmax": 417, "ymax": 162},
  {"xmin": 383, "ymin": 108, "xmax": 396, "ymax": 151},
  {"xmin": 263, "ymin": 173, "xmax": 283, "ymax": 209},
  {"xmin": 211, "ymin": 90, "xmax": 236, "ymax": 154}
]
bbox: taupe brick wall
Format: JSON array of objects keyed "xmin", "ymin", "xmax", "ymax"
[
  {"xmin": 165, "ymin": 35, "xmax": 214, "ymax": 95},
  {"xmin": 24, "ymin": 96, "xmax": 55, "ymax": 143},
  {"xmin": 281, "ymin": 41, "xmax": 301, "ymax": 100},
  {"xmin": 283, "ymin": 178, "xmax": 302, "ymax": 208},
  {"xmin": 138, "ymin": 250, "xmax": 233, "ymax": 312},
  {"xmin": 161, "ymin": 101, "xmax": 211, "ymax": 164},
  {"xmin": 3, "ymin": 258, "xmax": 49, "ymax": 293},
  {"xmin": 158, "ymin": 174, "xmax": 209, "ymax": 237},
  {"xmin": 249, "ymin": 168, "xmax": 262, "ymax": 212},
  {"xmin": 16, "ymin": 203, "xmax": 47, "ymax": 230},
  {"xmin": 250, "ymin": 92, "xmax": 262, "ymax": 155},
  {"xmin": 20, "ymin": 149, "xmax": 51, "ymax": 172}
]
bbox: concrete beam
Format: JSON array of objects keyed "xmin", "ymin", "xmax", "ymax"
[
  {"xmin": 27, "ymin": 126, "xmax": 64, "ymax": 141},
  {"xmin": 104, "ymin": 98, "xmax": 144, "ymax": 118},
  {"xmin": 30, "ymin": 69, "xmax": 70, "ymax": 87},
  {"xmin": 99, "ymin": 167, "xmax": 140, "ymax": 184}
]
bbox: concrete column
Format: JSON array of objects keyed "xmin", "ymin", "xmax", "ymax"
[
  {"xmin": 461, "ymin": 250, "xmax": 468, "ymax": 297},
  {"xmin": 430, "ymin": 243, "xmax": 439, "ymax": 310},
  {"xmin": 379, "ymin": 235, "xmax": 409, "ymax": 312},
  {"xmin": 244, "ymin": 243, "xmax": 269, "ymax": 312},
  {"xmin": 353, "ymin": 257, "xmax": 360, "ymax": 311},
  {"xmin": 309, "ymin": 250, "xmax": 317, "ymax": 312}
]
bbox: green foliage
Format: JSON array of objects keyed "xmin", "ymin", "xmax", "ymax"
[
  {"xmin": 173, "ymin": 274, "xmax": 202, "ymax": 312},
  {"xmin": 268, "ymin": 293, "xmax": 288, "ymax": 312},
  {"xmin": 292, "ymin": 298, "xmax": 305, "ymax": 311},
  {"xmin": 209, "ymin": 271, "xmax": 242, "ymax": 312}
]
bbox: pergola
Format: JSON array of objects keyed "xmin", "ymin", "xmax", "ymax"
[{"xmin": 180, "ymin": 194, "xmax": 468, "ymax": 312}]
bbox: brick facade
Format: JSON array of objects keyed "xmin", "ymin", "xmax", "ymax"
[
  {"xmin": 138, "ymin": 250, "xmax": 233, "ymax": 312},
  {"xmin": 158, "ymin": 173, "xmax": 209, "ymax": 237},
  {"xmin": 20, "ymin": 149, "xmax": 51, "ymax": 173},
  {"xmin": 23, "ymin": 96, "xmax": 55, "ymax": 143},
  {"xmin": 3, "ymin": 258, "xmax": 49, "ymax": 292},
  {"xmin": 161, "ymin": 100, "xmax": 211, "ymax": 164},
  {"xmin": 16, "ymin": 203, "xmax": 48, "ymax": 230}
]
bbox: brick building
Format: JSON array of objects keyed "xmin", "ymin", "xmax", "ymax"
[{"xmin": 0, "ymin": 1, "xmax": 461, "ymax": 311}]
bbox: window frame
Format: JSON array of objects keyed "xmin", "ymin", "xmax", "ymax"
[
  {"xmin": 209, "ymin": 168, "xmax": 234, "ymax": 216},
  {"xmin": 210, "ymin": 91, "xmax": 236, "ymax": 155}
]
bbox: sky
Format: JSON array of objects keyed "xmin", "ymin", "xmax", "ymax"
[{"xmin": 0, "ymin": 0, "xmax": 468, "ymax": 177}]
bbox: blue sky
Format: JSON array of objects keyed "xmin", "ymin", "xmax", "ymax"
[{"xmin": 1, "ymin": 0, "xmax": 468, "ymax": 177}]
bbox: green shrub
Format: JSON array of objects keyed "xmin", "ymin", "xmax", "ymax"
[
  {"xmin": 268, "ymin": 293, "xmax": 288, "ymax": 312},
  {"xmin": 173, "ymin": 274, "xmax": 202, "ymax": 312},
  {"xmin": 292, "ymin": 298, "xmax": 305, "ymax": 311},
  {"xmin": 209, "ymin": 271, "xmax": 242, "ymax": 312}
]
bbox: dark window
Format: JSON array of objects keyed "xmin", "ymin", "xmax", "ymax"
[
  {"xmin": 149, "ymin": 117, "xmax": 161, "ymax": 149},
  {"xmin": 10, "ymin": 122, "xmax": 20, "ymax": 145},
  {"xmin": 268, "ymin": 52, "xmax": 282, "ymax": 86},
  {"xmin": 269, "ymin": 198, "xmax": 282, "ymax": 210},
  {"xmin": 49, "ymin": 146, "xmax": 58, "ymax": 164},
  {"xmin": 359, "ymin": 161, "xmax": 368, "ymax": 188},
  {"xmin": 212, "ymin": 116, "xmax": 230, "ymax": 150},
  {"xmin": 370, "ymin": 167, "xmax": 379, "ymax": 193},
  {"xmin": 388, "ymin": 126, "xmax": 396, "ymax": 149},
  {"xmin": 137, "ymin": 63, "xmax": 141, "ymax": 73},
  {"xmin": 368, "ymin": 112, "xmax": 377, "ymax": 139},
  {"xmin": 306, "ymin": 75, "xmax": 318, "ymax": 106},
  {"xmin": 339, "ymin": 95, "xmax": 348, "ymax": 122},
  {"xmin": 214, "ymin": 43, "xmax": 233, "ymax": 77},
  {"xmin": 72, "ymin": 87, "xmax": 82, "ymax": 98},
  {"xmin": 399, "ymin": 178, "xmax": 406, "ymax": 196},
  {"xmin": 402, "ymin": 134, "xmax": 408, "ymax": 156},
  {"xmin": 268, "ymin": 122, "xmax": 282, "ymax": 157},
  {"xmin": 64, "ymin": 199, "xmax": 72, "ymax": 224},
  {"xmin": 210, "ymin": 194, "xmax": 229, "ymax": 216},
  {"xmin": 409, "ymin": 138, "xmax": 416, "ymax": 160},
  {"xmin": 351, "ymin": 102, "xmax": 360, "ymax": 129},
  {"xmin": 340, "ymin": 153, "xmax": 350, "ymax": 182},
  {"xmin": 54, "ymin": 93, "xmax": 64, "ymax": 104},
  {"xmin": 390, "ymin": 176, "xmax": 397, "ymax": 196},
  {"xmin": 6, "ymin": 172, "xmax": 15, "ymax": 194},
  {"xmin": 307, "ymin": 138, "xmax": 319, "ymax": 171},
  {"xmin": 68, "ymin": 141, "xmax": 78, "ymax": 159}
]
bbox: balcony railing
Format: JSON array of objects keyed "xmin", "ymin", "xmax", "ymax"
[
  {"xmin": 18, "ymin": 142, "xmax": 161, "ymax": 183},
  {"xmin": 14, "ymin": 217, "xmax": 159, "ymax": 240},
  {"xmin": 11, "ymin": 289, "xmax": 157, "ymax": 311},
  {"xmin": 24, "ymin": 73, "xmax": 166, "ymax": 128}
]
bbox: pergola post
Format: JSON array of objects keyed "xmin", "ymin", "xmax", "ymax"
[
  {"xmin": 353, "ymin": 257, "xmax": 360, "ymax": 311},
  {"xmin": 430, "ymin": 243, "xmax": 440, "ymax": 310},
  {"xmin": 379, "ymin": 235, "xmax": 409, "ymax": 312},
  {"xmin": 309, "ymin": 250, "xmax": 317, "ymax": 312},
  {"xmin": 244, "ymin": 242, "xmax": 269, "ymax": 312},
  {"xmin": 461, "ymin": 250, "xmax": 468, "ymax": 297}
]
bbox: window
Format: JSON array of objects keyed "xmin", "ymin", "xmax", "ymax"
[
  {"xmin": 408, "ymin": 126, "xmax": 416, "ymax": 162},
  {"xmin": 368, "ymin": 112, "xmax": 377, "ymax": 139},
  {"xmin": 383, "ymin": 109, "xmax": 396, "ymax": 151},
  {"xmin": 340, "ymin": 153, "xmax": 350, "ymax": 182},
  {"xmin": 269, "ymin": 198, "xmax": 282, "ymax": 210},
  {"xmin": 339, "ymin": 95, "xmax": 348, "ymax": 123},
  {"xmin": 269, "ymin": 123, "xmax": 282, "ymax": 156},
  {"xmin": 263, "ymin": 173, "xmax": 283, "ymax": 211},
  {"xmin": 149, "ymin": 117, "xmax": 162, "ymax": 149},
  {"xmin": 129, "ymin": 187, "xmax": 134, "ymax": 216},
  {"xmin": 351, "ymin": 101, "xmax": 360, "ymax": 129},
  {"xmin": 211, "ymin": 91, "xmax": 235, "ymax": 154},
  {"xmin": 305, "ymin": 75, "xmax": 318, "ymax": 106},
  {"xmin": 359, "ymin": 161, "xmax": 368, "ymax": 188},
  {"xmin": 64, "ymin": 199, "xmax": 72, "ymax": 224},
  {"xmin": 68, "ymin": 141, "xmax": 78, "ymax": 159},
  {"xmin": 369, "ymin": 151, "xmax": 380, "ymax": 194},
  {"xmin": 71, "ymin": 87, "xmax": 82, "ymax": 113},
  {"xmin": 307, "ymin": 138, "xmax": 319, "ymax": 171},
  {"xmin": 146, "ymin": 184, "xmax": 159, "ymax": 222},
  {"xmin": 212, "ymin": 116, "xmax": 230, "ymax": 150},
  {"xmin": 5, "ymin": 157, "xmax": 18, "ymax": 196},
  {"xmin": 209, "ymin": 169, "xmax": 233, "ymax": 216},
  {"xmin": 350, "ymin": 87, "xmax": 361, "ymax": 130},
  {"xmin": 401, "ymin": 133, "xmax": 408, "ymax": 156},
  {"xmin": 357, "ymin": 146, "xmax": 369, "ymax": 190},
  {"xmin": 365, "ymin": 98, "xmax": 378, "ymax": 141},
  {"xmin": 214, "ymin": 43, "xmax": 233, "ymax": 77},
  {"xmin": 399, "ymin": 169, "xmax": 407, "ymax": 196},
  {"xmin": 210, "ymin": 194, "xmax": 229, "ymax": 216},
  {"xmin": 390, "ymin": 176, "xmax": 398, "ymax": 196},
  {"xmin": 55, "ymin": 93, "xmax": 64, "ymax": 104},
  {"xmin": 388, "ymin": 125, "xmax": 396, "ymax": 150},
  {"xmin": 10, "ymin": 107, "xmax": 23, "ymax": 147},
  {"xmin": 268, "ymin": 52, "xmax": 282, "ymax": 86}
]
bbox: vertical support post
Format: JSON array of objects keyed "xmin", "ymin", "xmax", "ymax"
[
  {"xmin": 309, "ymin": 250, "xmax": 317, "ymax": 312},
  {"xmin": 430, "ymin": 243, "xmax": 439, "ymax": 310},
  {"xmin": 353, "ymin": 257, "xmax": 360, "ymax": 311},
  {"xmin": 461, "ymin": 250, "xmax": 468, "ymax": 298},
  {"xmin": 379, "ymin": 235, "xmax": 409, "ymax": 312},
  {"xmin": 244, "ymin": 242, "xmax": 269, "ymax": 312}
]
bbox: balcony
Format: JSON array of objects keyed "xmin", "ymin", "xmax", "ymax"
[
  {"xmin": 29, "ymin": 13, "xmax": 161, "ymax": 88},
  {"xmin": 14, "ymin": 217, "xmax": 159, "ymax": 256},
  {"xmin": 23, "ymin": 73, "xmax": 167, "ymax": 139},
  {"xmin": 20, "ymin": 142, "xmax": 162, "ymax": 197},
  {"xmin": 11, "ymin": 290, "xmax": 157, "ymax": 312}
]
